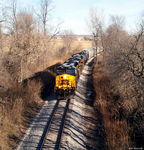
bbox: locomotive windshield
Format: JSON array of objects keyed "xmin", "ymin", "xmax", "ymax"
[
  {"xmin": 56, "ymin": 68, "xmax": 66, "ymax": 75},
  {"xmin": 66, "ymin": 69, "xmax": 75, "ymax": 75},
  {"xmin": 56, "ymin": 67, "xmax": 76, "ymax": 75}
]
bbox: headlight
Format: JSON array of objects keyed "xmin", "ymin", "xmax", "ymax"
[{"xmin": 63, "ymin": 75, "xmax": 67, "ymax": 79}]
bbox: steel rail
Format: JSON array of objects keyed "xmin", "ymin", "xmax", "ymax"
[
  {"xmin": 36, "ymin": 100, "xmax": 60, "ymax": 150},
  {"xmin": 36, "ymin": 98, "xmax": 70, "ymax": 150},
  {"xmin": 54, "ymin": 98, "xmax": 70, "ymax": 150}
]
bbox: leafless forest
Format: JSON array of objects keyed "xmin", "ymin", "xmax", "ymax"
[
  {"xmin": 0, "ymin": 0, "xmax": 144, "ymax": 150},
  {"xmin": 89, "ymin": 9, "xmax": 144, "ymax": 149}
]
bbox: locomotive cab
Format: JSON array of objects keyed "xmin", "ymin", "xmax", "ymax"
[{"xmin": 55, "ymin": 66, "xmax": 77, "ymax": 99}]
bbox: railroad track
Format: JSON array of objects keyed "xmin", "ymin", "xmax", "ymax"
[{"xmin": 36, "ymin": 98, "xmax": 70, "ymax": 150}]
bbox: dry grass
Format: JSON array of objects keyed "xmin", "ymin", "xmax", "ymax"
[
  {"xmin": 93, "ymin": 63, "xmax": 131, "ymax": 150},
  {"xmin": 0, "ymin": 98, "xmax": 24, "ymax": 150},
  {"xmin": 0, "ymin": 35, "xmax": 91, "ymax": 149},
  {"xmin": 0, "ymin": 80, "xmax": 43, "ymax": 150},
  {"xmin": 51, "ymin": 39, "xmax": 92, "ymax": 50}
]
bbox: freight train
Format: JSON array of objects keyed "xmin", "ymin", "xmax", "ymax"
[{"xmin": 55, "ymin": 50, "xmax": 89, "ymax": 99}]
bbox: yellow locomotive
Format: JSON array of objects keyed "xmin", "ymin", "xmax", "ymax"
[
  {"xmin": 55, "ymin": 66, "xmax": 77, "ymax": 99},
  {"xmin": 55, "ymin": 50, "xmax": 89, "ymax": 99}
]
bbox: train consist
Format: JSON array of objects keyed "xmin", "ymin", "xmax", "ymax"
[{"xmin": 55, "ymin": 50, "xmax": 89, "ymax": 99}]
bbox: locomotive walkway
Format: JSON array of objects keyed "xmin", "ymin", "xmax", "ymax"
[{"xmin": 16, "ymin": 48, "xmax": 104, "ymax": 150}]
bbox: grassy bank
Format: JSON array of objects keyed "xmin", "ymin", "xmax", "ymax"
[
  {"xmin": 93, "ymin": 56, "xmax": 144, "ymax": 149},
  {"xmin": 93, "ymin": 63, "xmax": 131, "ymax": 150}
]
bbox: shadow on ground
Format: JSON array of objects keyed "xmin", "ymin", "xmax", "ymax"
[{"xmin": 23, "ymin": 63, "xmax": 61, "ymax": 100}]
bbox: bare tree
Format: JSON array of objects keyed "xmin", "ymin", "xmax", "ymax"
[
  {"xmin": 0, "ymin": 8, "xmax": 4, "ymax": 34},
  {"xmin": 2, "ymin": 10, "xmax": 37, "ymax": 82},
  {"xmin": 0, "ymin": 0, "xmax": 5, "ymax": 32},
  {"xmin": 6, "ymin": 0, "xmax": 18, "ymax": 34},
  {"xmin": 105, "ymin": 16, "xmax": 144, "ymax": 79},
  {"xmin": 62, "ymin": 30, "xmax": 75, "ymax": 54},
  {"xmin": 16, "ymin": 12, "xmax": 35, "ymax": 34},
  {"xmin": 88, "ymin": 8, "xmax": 104, "ymax": 58},
  {"xmin": 12, "ymin": 0, "xmax": 17, "ymax": 33},
  {"xmin": 103, "ymin": 15, "xmax": 129, "ymax": 75},
  {"xmin": 103, "ymin": 16, "xmax": 144, "ymax": 108},
  {"xmin": 110, "ymin": 15, "xmax": 125, "ymax": 29},
  {"xmin": 37, "ymin": 0, "xmax": 52, "ymax": 35},
  {"xmin": 0, "ymin": 4, "xmax": 6, "ymax": 54},
  {"xmin": 0, "ymin": 22, "xmax": 2, "ymax": 35},
  {"xmin": 125, "ymin": 22, "xmax": 144, "ymax": 79},
  {"xmin": 0, "ymin": 20, "xmax": 4, "ymax": 53}
]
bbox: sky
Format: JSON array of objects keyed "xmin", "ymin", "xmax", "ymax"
[{"xmin": 17, "ymin": 0, "xmax": 144, "ymax": 34}]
